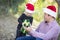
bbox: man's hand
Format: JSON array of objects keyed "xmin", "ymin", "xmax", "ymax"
[{"xmin": 24, "ymin": 27, "xmax": 32, "ymax": 32}]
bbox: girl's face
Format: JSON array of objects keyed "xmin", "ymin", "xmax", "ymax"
[{"xmin": 26, "ymin": 12, "xmax": 32, "ymax": 16}]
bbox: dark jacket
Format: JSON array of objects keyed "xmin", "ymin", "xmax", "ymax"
[{"xmin": 16, "ymin": 13, "xmax": 33, "ymax": 38}]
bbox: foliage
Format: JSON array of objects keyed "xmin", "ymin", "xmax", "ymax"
[{"xmin": 0, "ymin": 0, "xmax": 58, "ymax": 22}]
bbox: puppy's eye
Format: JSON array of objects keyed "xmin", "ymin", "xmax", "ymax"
[{"xmin": 24, "ymin": 24, "xmax": 26, "ymax": 26}]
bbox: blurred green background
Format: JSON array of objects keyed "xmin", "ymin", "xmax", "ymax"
[{"xmin": 0, "ymin": 0, "xmax": 58, "ymax": 22}]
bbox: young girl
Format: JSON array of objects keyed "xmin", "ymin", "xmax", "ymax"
[{"xmin": 16, "ymin": 3, "xmax": 34, "ymax": 39}]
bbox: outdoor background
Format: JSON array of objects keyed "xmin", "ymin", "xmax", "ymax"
[{"xmin": 0, "ymin": 0, "xmax": 60, "ymax": 40}]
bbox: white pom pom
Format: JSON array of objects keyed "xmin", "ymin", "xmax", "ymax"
[{"xmin": 29, "ymin": 0, "xmax": 36, "ymax": 4}]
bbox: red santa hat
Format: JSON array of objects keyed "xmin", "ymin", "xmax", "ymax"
[
  {"xmin": 25, "ymin": 3, "xmax": 34, "ymax": 13},
  {"xmin": 43, "ymin": 6, "xmax": 56, "ymax": 18}
]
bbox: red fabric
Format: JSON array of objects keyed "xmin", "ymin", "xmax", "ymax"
[
  {"xmin": 26, "ymin": 3, "xmax": 34, "ymax": 11},
  {"xmin": 47, "ymin": 6, "xmax": 56, "ymax": 12}
]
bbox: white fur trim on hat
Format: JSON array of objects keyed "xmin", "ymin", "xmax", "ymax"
[
  {"xmin": 43, "ymin": 8, "xmax": 56, "ymax": 18},
  {"xmin": 25, "ymin": 8, "xmax": 34, "ymax": 13}
]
